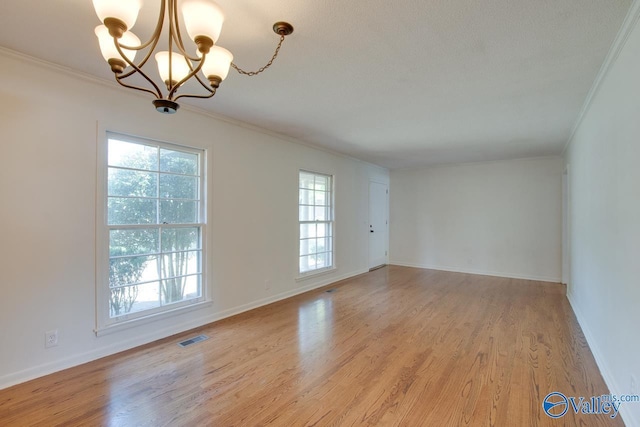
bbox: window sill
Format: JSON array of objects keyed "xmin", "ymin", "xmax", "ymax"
[
  {"xmin": 94, "ymin": 299, "xmax": 212, "ymax": 337},
  {"xmin": 295, "ymin": 266, "xmax": 337, "ymax": 282}
]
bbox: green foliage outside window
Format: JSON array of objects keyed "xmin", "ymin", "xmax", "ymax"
[{"xmin": 108, "ymin": 139, "xmax": 201, "ymax": 317}]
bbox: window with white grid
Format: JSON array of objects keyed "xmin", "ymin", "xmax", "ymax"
[
  {"xmin": 99, "ymin": 132, "xmax": 206, "ymax": 327},
  {"xmin": 299, "ymin": 171, "xmax": 334, "ymax": 274}
]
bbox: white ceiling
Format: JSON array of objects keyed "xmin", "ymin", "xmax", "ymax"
[{"xmin": 0, "ymin": 0, "xmax": 632, "ymax": 169}]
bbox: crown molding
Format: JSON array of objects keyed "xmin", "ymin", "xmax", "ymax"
[
  {"xmin": 563, "ymin": 0, "xmax": 640, "ymax": 155},
  {"xmin": 0, "ymin": 46, "xmax": 388, "ymax": 172}
]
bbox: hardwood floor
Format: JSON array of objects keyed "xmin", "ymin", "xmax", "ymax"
[{"xmin": 0, "ymin": 266, "xmax": 623, "ymax": 426}]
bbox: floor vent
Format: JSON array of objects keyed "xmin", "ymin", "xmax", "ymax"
[
  {"xmin": 178, "ymin": 334, "xmax": 209, "ymax": 348},
  {"xmin": 326, "ymin": 289, "xmax": 337, "ymax": 293}
]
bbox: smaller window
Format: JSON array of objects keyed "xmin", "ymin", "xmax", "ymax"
[{"xmin": 299, "ymin": 170, "xmax": 334, "ymax": 275}]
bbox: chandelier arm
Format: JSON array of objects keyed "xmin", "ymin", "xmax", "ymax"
[
  {"xmin": 114, "ymin": 42, "xmax": 163, "ymax": 98},
  {"xmin": 168, "ymin": 28, "xmax": 174, "ymax": 91},
  {"xmin": 174, "ymin": 88, "xmax": 217, "ymax": 102},
  {"xmin": 192, "ymin": 73, "xmax": 216, "ymax": 94},
  {"xmin": 116, "ymin": 34, "xmax": 162, "ymax": 80},
  {"xmin": 183, "ymin": 56, "xmax": 202, "ymax": 76},
  {"xmin": 115, "ymin": 74, "xmax": 163, "ymax": 99},
  {"xmin": 168, "ymin": 0, "xmax": 200, "ymax": 62},
  {"xmin": 127, "ymin": 0, "xmax": 167, "ymax": 51},
  {"xmin": 117, "ymin": 0, "xmax": 167, "ymax": 80},
  {"xmin": 168, "ymin": 52, "xmax": 208, "ymax": 100},
  {"xmin": 231, "ymin": 35, "xmax": 286, "ymax": 76},
  {"xmin": 171, "ymin": 39, "xmax": 201, "ymax": 63},
  {"xmin": 117, "ymin": 31, "xmax": 161, "ymax": 79}
]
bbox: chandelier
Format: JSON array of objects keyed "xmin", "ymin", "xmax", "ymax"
[{"xmin": 92, "ymin": 0, "xmax": 294, "ymax": 114}]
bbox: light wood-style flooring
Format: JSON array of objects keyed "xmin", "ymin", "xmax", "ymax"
[{"xmin": 0, "ymin": 266, "xmax": 622, "ymax": 426}]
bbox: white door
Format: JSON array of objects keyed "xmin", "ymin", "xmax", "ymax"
[{"xmin": 369, "ymin": 181, "xmax": 388, "ymax": 269}]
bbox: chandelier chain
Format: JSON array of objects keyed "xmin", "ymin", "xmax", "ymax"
[{"xmin": 231, "ymin": 35, "xmax": 286, "ymax": 76}]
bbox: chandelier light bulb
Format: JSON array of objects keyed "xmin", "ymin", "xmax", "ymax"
[
  {"xmin": 201, "ymin": 46, "xmax": 233, "ymax": 87},
  {"xmin": 93, "ymin": 0, "xmax": 143, "ymax": 33},
  {"xmin": 181, "ymin": 0, "xmax": 225, "ymax": 47},
  {"xmin": 95, "ymin": 25, "xmax": 140, "ymax": 73},
  {"xmin": 155, "ymin": 51, "xmax": 191, "ymax": 87}
]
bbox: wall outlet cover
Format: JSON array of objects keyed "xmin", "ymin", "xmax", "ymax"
[{"xmin": 45, "ymin": 329, "xmax": 58, "ymax": 348}]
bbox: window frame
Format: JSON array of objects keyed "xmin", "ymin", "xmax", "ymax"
[
  {"xmin": 95, "ymin": 131, "xmax": 209, "ymax": 334},
  {"xmin": 298, "ymin": 170, "xmax": 335, "ymax": 277}
]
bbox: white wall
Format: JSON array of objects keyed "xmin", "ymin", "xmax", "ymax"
[
  {"xmin": 0, "ymin": 50, "xmax": 388, "ymax": 389},
  {"xmin": 389, "ymin": 157, "xmax": 562, "ymax": 282},
  {"xmin": 565, "ymin": 3, "xmax": 640, "ymax": 425}
]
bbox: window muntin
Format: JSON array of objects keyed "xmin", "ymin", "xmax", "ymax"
[
  {"xmin": 299, "ymin": 171, "xmax": 333, "ymax": 274},
  {"xmin": 104, "ymin": 133, "xmax": 205, "ymax": 322}
]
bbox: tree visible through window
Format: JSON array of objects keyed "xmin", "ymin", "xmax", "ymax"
[
  {"xmin": 104, "ymin": 133, "xmax": 204, "ymax": 321},
  {"xmin": 299, "ymin": 171, "xmax": 334, "ymax": 274}
]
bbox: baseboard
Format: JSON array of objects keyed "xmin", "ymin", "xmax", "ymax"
[
  {"xmin": 389, "ymin": 261, "xmax": 561, "ymax": 283},
  {"xmin": 205, "ymin": 269, "xmax": 368, "ymax": 322},
  {"xmin": 567, "ymin": 292, "xmax": 638, "ymax": 427},
  {"xmin": 0, "ymin": 327, "xmax": 194, "ymax": 391},
  {"xmin": 0, "ymin": 268, "xmax": 367, "ymax": 391}
]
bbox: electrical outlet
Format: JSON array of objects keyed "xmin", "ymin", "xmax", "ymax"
[
  {"xmin": 45, "ymin": 329, "xmax": 58, "ymax": 348},
  {"xmin": 631, "ymin": 375, "xmax": 637, "ymax": 395}
]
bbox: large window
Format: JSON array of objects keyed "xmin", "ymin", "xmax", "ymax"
[
  {"xmin": 299, "ymin": 171, "xmax": 334, "ymax": 275},
  {"xmin": 99, "ymin": 132, "xmax": 205, "ymax": 327}
]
